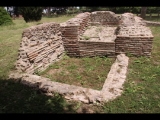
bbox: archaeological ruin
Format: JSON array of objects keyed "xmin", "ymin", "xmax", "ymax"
[
  {"xmin": 10, "ymin": 11, "xmax": 154, "ymax": 104},
  {"xmin": 15, "ymin": 11, "xmax": 154, "ymax": 74}
]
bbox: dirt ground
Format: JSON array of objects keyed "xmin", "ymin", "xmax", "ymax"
[{"xmin": 79, "ymin": 26, "xmax": 117, "ymax": 42}]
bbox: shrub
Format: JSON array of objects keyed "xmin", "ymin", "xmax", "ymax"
[
  {"xmin": 0, "ymin": 7, "xmax": 13, "ymax": 26},
  {"xmin": 18, "ymin": 7, "xmax": 43, "ymax": 23}
]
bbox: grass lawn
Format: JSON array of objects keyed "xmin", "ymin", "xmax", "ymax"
[
  {"xmin": 0, "ymin": 15, "xmax": 160, "ymax": 113},
  {"xmin": 39, "ymin": 55, "xmax": 115, "ymax": 90},
  {"xmin": 0, "ymin": 15, "xmax": 74, "ymax": 80}
]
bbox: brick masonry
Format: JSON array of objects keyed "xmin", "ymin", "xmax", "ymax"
[
  {"xmin": 115, "ymin": 13, "xmax": 154, "ymax": 57},
  {"xmin": 60, "ymin": 12, "xmax": 91, "ymax": 57},
  {"xmin": 79, "ymin": 41, "xmax": 115, "ymax": 57},
  {"xmin": 15, "ymin": 11, "xmax": 154, "ymax": 73},
  {"xmin": 60, "ymin": 11, "xmax": 153, "ymax": 58},
  {"xmin": 90, "ymin": 11, "xmax": 120, "ymax": 26},
  {"xmin": 15, "ymin": 22, "xmax": 64, "ymax": 74}
]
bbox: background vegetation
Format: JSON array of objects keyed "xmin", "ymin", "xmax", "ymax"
[{"xmin": 0, "ymin": 7, "xmax": 13, "ymax": 26}]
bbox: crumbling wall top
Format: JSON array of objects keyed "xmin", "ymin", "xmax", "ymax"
[
  {"xmin": 91, "ymin": 11, "xmax": 116, "ymax": 15},
  {"xmin": 119, "ymin": 13, "xmax": 146, "ymax": 26},
  {"xmin": 117, "ymin": 26, "xmax": 153, "ymax": 37},
  {"xmin": 90, "ymin": 11, "xmax": 120, "ymax": 23},
  {"xmin": 60, "ymin": 12, "xmax": 91, "ymax": 27},
  {"xmin": 117, "ymin": 13, "xmax": 153, "ymax": 37}
]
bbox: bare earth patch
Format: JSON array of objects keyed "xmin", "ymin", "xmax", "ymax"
[{"xmin": 79, "ymin": 26, "xmax": 117, "ymax": 42}]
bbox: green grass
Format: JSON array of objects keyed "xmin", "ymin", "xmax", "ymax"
[
  {"xmin": 0, "ymin": 15, "xmax": 160, "ymax": 113},
  {"xmin": 101, "ymin": 26, "xmax": 160, "ymax": 113},
  {"xmin": 39, "ymin": 55, "xmax": 115, "ymax": 90},
  {"xmin": 145, "ymin": 14, "xmax": 160, "ymax": 22},
  {"xmin": 0, "ymin": 15, "xmax": 75, "ymax": 80}
]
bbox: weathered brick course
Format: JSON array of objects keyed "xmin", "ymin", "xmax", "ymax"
[
  {"xmin": 15, "ymin": 11, "xmax": 154, "ymax": 74},
  {"xmin": 16, "ymin": 22, "xmax": 64, "ymax": 74}
]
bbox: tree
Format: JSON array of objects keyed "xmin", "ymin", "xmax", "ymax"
[
  {"xmin": 140, "ymin": 7, "xmax": 147, "ymax": 19},
  {"xmin": 46, "ymin": 7, "xmax": 51, "ymax": 16},
  {"xmin": 0, "ymin": 7, "xmax": 13, "ymax": 26},
  {"xmin": 52, "ymin": 7, "xmax": 68, "ymax": 15},
  {"xmin": 13, "ymin": 7, "xmax": 19, "ymax": 17},
  {"xmin": 155, "ymin": 7, "xmax": 160, "ymax": 18},
  {"xmin": 18, "ymin": 7, "xmax": 43, "ymax": 23}
]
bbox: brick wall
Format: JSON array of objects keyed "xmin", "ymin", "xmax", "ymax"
[
  {"xmin": 61, "ymin": 11, "xmax": 119, "ymax": 58},
  {"xmin": 15, "ymin": 22, "xmax": 64, "ymax": 74},
  {"xmin": 79, "ymin": 41, "xmax": 115, "ymax": 57},
  {"xmin": 60, "ymin": 12, "xmax": 91, "ymax": 57},
  {"xmin": 115, "ymin": 36, "xmax": 153, "ymax": 57},
  {"xmin": 115, "ymin": 13, "xmax": 154, "ymax": 57}
]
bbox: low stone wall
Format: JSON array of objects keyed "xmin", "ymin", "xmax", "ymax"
[
  {"xmin": 144, "ymin": 20, "xmax": 160, "ymax": 26},
  {"xmin": 9, "ymin": 54, "xmax": 129, "ymax": 104},
  {"xmin": 90, "ymin": 11, "xmax": 120, "ymax": 26},
  {"xmin": 15, "ymin": 22, "xmax": 64, "ymax": 74},
  {"xmin": 79, "ymin": 41, "xmax": 115, "ymax": 57}
]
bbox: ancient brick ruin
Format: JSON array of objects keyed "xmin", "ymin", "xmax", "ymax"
[
  {"xmin": 15, "ymin": 11, "xmax": 154, "ymax": 73},
  {"xmin": 115, "ymin": 13, "xmax": 153, "ymax": 56},
  {"xmin": 15, "ymin": 22, "xmax": 64, "ymax": 74},
  {"xmin": 12, "ymin": 11, "xmax": 156, "ymax": 104}
]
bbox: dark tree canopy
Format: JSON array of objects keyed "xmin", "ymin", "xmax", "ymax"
[
  {"xmin": 0, "ymin": 7, "xmax": 13, "ymax": 26},
  {"xmin": 18, "ymin": 7, "xmax": 43, "ymax": 23}
]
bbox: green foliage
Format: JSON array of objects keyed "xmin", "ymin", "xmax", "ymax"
[
  {"xmin": 66, "ymin": 7, "xmax": 80, "ymax": 15},
  {"xmin": 79, "ymin": 7, "xmax": 142, "ymax": 14},
  {"xmin": 18, "ymin": 7, "xmax": 43, "ymax": 23},
  {"xmin": 0, "ymin": 7, "xmax": 13, "ymax": 26},
  {"xmin": 83, "ymin": 36, "xmax": 90, "ymax": 40}
]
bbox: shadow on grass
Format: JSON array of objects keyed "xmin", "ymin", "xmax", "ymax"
[{"xmin": 0, "ymin": 78, "xmax": 76, "ymax": 113}]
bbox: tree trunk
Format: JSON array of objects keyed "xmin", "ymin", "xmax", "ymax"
[
  {"xmin": 150, "ymin": 12, "xmax": 152, "ymax": 19},
  {"xmin": 140, "ymin": 7, "xmax": 147, "ymax": 19},
  {"xmin": 47, "ymin": 7, "xmax": 51, "ymax": 17}
]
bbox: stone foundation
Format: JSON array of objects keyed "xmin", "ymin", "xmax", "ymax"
[
  {"xmin": 144, "ymin": 20, "xmax": 160, "ymax": 26},
  {"xmin": 10, "ymin": 54, "xmax": 129, "ymax": 104}
]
